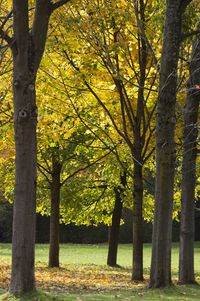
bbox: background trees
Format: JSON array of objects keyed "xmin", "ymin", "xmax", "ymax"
[
  {"xmin": 0, "ymin": 0, "xmax": 199, "ymax": 295},
  {"xmin": 51, "ymin": 0, "xmax": 159, "ymax": 280}
]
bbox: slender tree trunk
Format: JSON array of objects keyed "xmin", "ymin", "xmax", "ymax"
[
  {"xmin": 107, "ymin": 188, "xmax": 123, "ymax": 266},
  {"xmin": 107, "ymin": 173, "xmax": 126, "ymax": 267},
  {"xmin": 132, "ymin": 148, "xmax": 143, "ymax": 281},
  {"xmin": 49, "ymin": 154, "xmax": 62, "ymax": 268},
  {"xmin": 179, "ymin": 31, "xmax": 200, "ymax": 284},
  {"xmin": 132, "ymin": 0, "xmax": 146, "ymax": 279},
  {"xmin": 149, "ymin": 0, "xmax": 191, "ymax": 288}
]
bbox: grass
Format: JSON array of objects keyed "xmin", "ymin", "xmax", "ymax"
[
  {"xmin": 0, "ymin": 243, "xmax": 200, "ymax": 300},
  {"xmin": 1, "ymin": 286, "xmax": 200, "ymax": 301}
]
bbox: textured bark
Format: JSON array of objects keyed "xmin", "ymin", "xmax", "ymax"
[
  {"xmin": 107, "ymin": 188, "xmax": 123, "ymax": 267},
  {"xmin": 10, "ymin": 64, "xmax": 37, "ymax": 294},
  {"xmin": 107, "ymin": 173, "xmax": 126, "ymax": 267},
  {"xmin": 9, "ymin": 0, "xmax": 57, "ymax": 294},
  {"xmin": 132, "ymin": 1, "xmax": 146, "ymax": 279},
  {"xmin": 179, "ymin": 32, "xmax": 200, "ymax": 284},
  {"xmin": 132, "ymin": 151, "xmax": 143, "ymax": 281},
  {"xmin": 10, "ymin": 1, "xmax": 37, "ymax": 293},
  {"xmin": 149, "ymin": 0, "xmax": 191, "ymax": 288},
  {"xmin": 49, "ymin": 154, "xmax": 62, "ymax": 268}
]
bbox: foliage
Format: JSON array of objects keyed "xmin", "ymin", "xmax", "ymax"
[{"xmin": 0, "ymin": 0, "xmax": 199, "ymax": 232}]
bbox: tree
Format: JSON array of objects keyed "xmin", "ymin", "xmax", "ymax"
[
  {"xmin": 149, "ymin": 0, "xmax": 193, "ymax": 288},
  {"xmin": 0, "ymin": 0, "xmax": 71, "ymax": 294},
  {"xmin": 56, "ymin": 0, "xmax": 158, "ymax": 280},
  {"xmin": 179, "ymin": 25, "xmax": 200, "ymax": 284},
  {"xmin": 107, "ymin": 171, "xmax": 126, "ymax": 267}
]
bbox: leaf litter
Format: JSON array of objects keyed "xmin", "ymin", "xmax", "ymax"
[{"xmin": 0, "ymin": 263, "xmax": 147, "ymax": 294}]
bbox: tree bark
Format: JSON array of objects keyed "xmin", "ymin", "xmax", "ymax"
[
  {"xmin": 149, "ymin": 0, "xmax": 191, "ymax": 288},
  {"xmin": 10, "ymin": 1, "xmax": 37, "ymax": 293},
  {"xmin": 132, "ymin": 0, "xmax": 146, "ymax": 279},
  {"xmin": 107, "ymin": 188, "xmax": 123, "ymax": 267},
  {"xmin": 179, "ymin": 30, "xmax": 200, "ymax": 284},
  {"xmin": 9, "ymin": 0, "xmax": 57, "ymax": 294},
  {"xmin": 132, "ymin": 148, "xmax": 143, "ymax": 281},
  {"xmin": 107, "ymin": 173, "xmax": 126, "ymax": 267},
  {"xmin": 10, "ymin": 65, "xmax": 37, "ymax": 294},
  {"xmin": 49, "ymin": 154, "xmax": 62, "ymax": 268}
]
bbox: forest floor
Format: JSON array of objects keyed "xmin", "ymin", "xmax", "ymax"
[{"xmin": 0, "ymin": 243, "xmax": 200, "ymax": 300}]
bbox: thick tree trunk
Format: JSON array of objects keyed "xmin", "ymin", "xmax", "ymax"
[
  {"xmin": 107, "ymin": 173, "xmax": 126, "ymax": 267},
  {"xmin": 9, "ymin": 4, "xmax": 38, "ymax": 292},
  {"xmin": 49, "ymin": 154, "xmax": 61, "ymax": 268},
  {"xmin": 10, "ymin": 61, "xmax": 37, "ymax": 293},
  {"xmin": 179, "ymin": 32, "xmax": 200, "ymax": 284},
  {"xmin": 8, "ymin": 0, "xmax": 67, "ymax": 294},
  {"xmin": 132, "ymin": 150, "xmax": 143, "ymax": 281},
  {"xmin": 149, "ymin": 1, "xmax": 190, "ymax": 288}
]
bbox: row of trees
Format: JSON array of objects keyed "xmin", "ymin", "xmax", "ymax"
[{"xmin": 0, "ymin": 0, "xmax": 199, "ymax": 295}]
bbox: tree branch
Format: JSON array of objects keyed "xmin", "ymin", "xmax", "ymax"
[
  {"xmin": 179, "ymin": 0, "xmax": 193, "ymax": 12},
  {"xmin": 181, "ymin": 30, "xmax": 200, "ymax": 40},
  {"xmin": 0, "ymin": 11, "xmax": 13, "ymax": 45},
  {"xmin": 51, "ymin": 0, "xmax": 70, "ymax": 11},
  {"xmin": 0, "ymin": 27, "xmax": 12, "ymax": 44},
  {"xmin": 37, "ymin": 164, "xmax": 52, "ymax": 185},
  {"xmin": 31, "ymin": 0, "xmax": 52, "ymax": 72},
  {"xmin": 133, "ymin": 0, "xmax": 159, "ymax": 71},
  {"xmin": 61, "ymin": 150, "xmax": 113, "ymax": 186},
  {"xmin": 13, "ymin": 0, "xmax": 29, "ymax": 56}
]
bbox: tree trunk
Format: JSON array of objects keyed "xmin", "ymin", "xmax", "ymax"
[
  {"xmin": 107, "ymin": 188, "xmax": 123, "ymax": 267},
  {"xmin": 49, "ymin": 154, "xmax": 62, "ymax": 268},
  {"xmin": 132, "ymin": 150, "xmax": 143, "ymax": 281},
  {"xmin": 107, "ymin": 173, "xmax": 126, "ymax": 267},
  {"xmin": 8, "ymin": 0, "xmax": 68, "ymax": 294},
  {"xmin": 149, "ymin": 0, "xmax": 191, "ymax": 288},
  {"xmin": 10, "ymin": 55, "xmax": 37, "ymax": 293},
  {"xmin": 132, "ymin": 0, "xmax": 146, "ymax": 278},
  {"xmin": 179, "ymin": 31, "xmax": 200, "ymax": 284}
]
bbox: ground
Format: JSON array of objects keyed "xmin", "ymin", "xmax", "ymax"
[{"xmin": 0, "ymin": 243, "xmax": 200, "ymax": 300}]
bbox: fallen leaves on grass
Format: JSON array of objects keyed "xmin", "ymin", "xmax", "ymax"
[
  {"xmin": 0, "ymin": 265, "xmax": 11, "ymax": 289},
  {"xmin": 0, "ymin": 264, "xmax": 147, "ymax": 293}
]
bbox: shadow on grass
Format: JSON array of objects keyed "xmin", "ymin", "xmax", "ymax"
[
  {"xmin": 1, "ymin": 285, "xmax": 200, "ymax": 301},
  {"xmin": 0, "ymin": 290, "xmax": 61, "ymax": 301},
  {"xmin": 131, "ymin": 284, "xmax": 200, "ymax": 301}
]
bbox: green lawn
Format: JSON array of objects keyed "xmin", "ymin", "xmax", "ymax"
[
  {"xmin": 0, "ymin": 243, "xmax": 200, "ymax": 300},
  {"xmin": 1, "ymin": 242, "xmax": 200, "ymax": 275}
]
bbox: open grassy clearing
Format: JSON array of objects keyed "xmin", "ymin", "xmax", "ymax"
[{"xmin": 0, "ymin": 243, "xmax": 200, "ymax": 300}]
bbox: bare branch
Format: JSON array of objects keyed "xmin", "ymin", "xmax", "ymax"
[
  {"xmin": 0, "ymin": 11, "xmax": 13, "ymax": 45},
  {"xmin": 37, "ymin": 162, "xmax": 52, "ymax": 176},
  {"xmin": 181, "ymin": 30, "xmax": 200, "ymax": 40},
  {"xmin": 133, "ymin": 0, "xmax": 159, "ymax": 71},
  {"xmin": 0, "ymin": 27, "xmax": 12, "ymax": 44},
  {"xmin": 37, "ymin": 164, "xmax": 52, "ymax": 185},
  {"xmin": 51, "ymin": 0, "xmax": 70, "ymax": 11},
  {"xmin": 61, "ymin": 150, "xmax": 113, "ymax": 186},
  {"xmin": 179, "ymin": 0, "xmax": 193, "ymax": 12}
]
